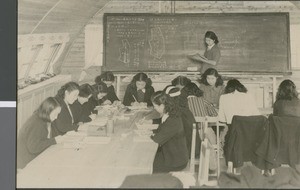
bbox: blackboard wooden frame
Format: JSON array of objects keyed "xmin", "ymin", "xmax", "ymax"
[{"xmin": 103, "ymin": 13, "xmax": 291, "ymax": 74}]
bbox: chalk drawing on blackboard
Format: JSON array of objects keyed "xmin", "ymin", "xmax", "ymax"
[
  {"xmin": 119, "ymin": 39, "xmax": 130, "ymax": 66},
  {"xmin": 220, "ymin": 29, "xmax": 246, "ymax": 49},
  {"xmin": 148, "ymin": 58, "xmax": 167, "ymax": 69},
  {"xmin": 149, "ymin": 27, "xmax": 165, "ymax": 59}
]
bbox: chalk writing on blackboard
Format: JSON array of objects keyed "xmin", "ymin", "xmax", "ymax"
[{"xmin": 119, "ymin": 39, "xmax": 130, "ymax": 66}]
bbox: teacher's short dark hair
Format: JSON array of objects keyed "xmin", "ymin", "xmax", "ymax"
[
  {"xmin": 224, "ymin": 79, "xmax": 247, "ymax": 94},
  {"xmin": 205, "ymin": 31, "xmax": 219, "ymax": 44}
]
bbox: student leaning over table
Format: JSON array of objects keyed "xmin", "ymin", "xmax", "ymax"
[
  {"xmin": 51, "ymin": 82, "xmax": 80, "ymax": 137},
  {"xmin": 95, "ymin": 71, "xmax": 120, "ymax": 105},
  {"xmin": 123, "ymin": 72, "xmax": 155, "ymax": 107},
  {"xmin": 70, "ymin": 83, "xmax": 95, "ymax": 124},
  {"xmin": 150, "ymin": 91, "xmax": 189, "ymax": 173},
  {"xmin": 17, "ymin": 97, "xmax": 64, "ymax": 169}
]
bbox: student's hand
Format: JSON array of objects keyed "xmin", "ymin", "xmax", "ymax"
[
  {"xmin": 139, "ymin": 102, "xmax": 147, "ymax": 107},
  {"xmin": 78, "ymin": 122, "xmax": 83, "ymax": 126},
  {"xmin": 54, "ymin": 135, "xmax": 64, "ymax": 144},
  {"xmin": 113, "ymin": 100, "xmax": 121, "ymax": 106},
  {"xmin": 131, "ymin": 101, "xmax": 140, "ymax": 107},
  {"xmin": 103, "ymin": 100, "xmax": 112, "ymax": 105},
  {"xmin": 89, "ymin": 114, "xmax": 97, "ymax": 120},
  {"xmin": 138, "ymin": 117, "xmax": 146, "ymax": 125}
]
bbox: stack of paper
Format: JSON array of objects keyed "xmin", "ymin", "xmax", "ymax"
[{"xmin": 82, "ymin": 136, "xmax": 111, "ymax": 144}]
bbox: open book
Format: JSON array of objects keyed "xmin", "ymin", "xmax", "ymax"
[{"xmin": 188, "ymin": 53, "xmax": 208, "ymax": 62}]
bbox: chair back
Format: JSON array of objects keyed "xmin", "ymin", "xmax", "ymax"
[
  {"xmin": 256, "ymin": 114, "xmax": 300, "ymax": 170},
  {"xmin": 224, "ymin": 115, "xmax": 268, "ymax": 168}
]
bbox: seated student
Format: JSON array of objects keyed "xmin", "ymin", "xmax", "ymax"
[
  {"xmin": 163, "ymin": 85, "xmax": 196, "ymax": 158},
  {"xmin": 171, "ymin": 75, "xmax": 192, "ymax": 102},
  {"xmin": 150, "ymin": 91, "xmax": 189, "ymax": 173},
  {"xmin": 123, "ymin": 72, "xmax": 155, "ymax": 107},
  {"xmin": 218, "ymin": 79, "xmax": 260, "ymax": 144},
  {"xmin": 198, "ymin": 68, "xmax": 225, "ymax": 108},
  {"xmin": 218, "ymin": 79, "xmax": 260, "ymax": 124},
  {"xmin": 51, "ymin": 82, "xmax": 80, "ymax": 137},
  {"xmin": 273, "ymin": 79, "xmax": 300, "ymax": 117},
  {"xmin": 70, "ymin": 83, "xmax": 95, "ymax": 124},
  {"xmin": 93, "ymin": 82, "xmax": 110, "ymax": 106},
  {"xmin": 17, "ymin": 97, "xmax": 64, "ymax": 169},
  {"xmin": 95, "ymin": 71, "xmax": 120, "ymax": 104},
  {"xmin": 184, "ymin": 82, "xmax": 218, "ymax": 171}
]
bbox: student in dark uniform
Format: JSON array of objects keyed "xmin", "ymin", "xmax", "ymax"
[
  {"xmin": 92, "ymin": 82, "xmax": 110, "ymax": 106},
  {"xmin": 150, "ymin": 91, "xmax": 189, "ymax": 173},
  {"xmin": 163, "ymin": 85, "xmax": 196, "ymax": 159},
  {"xmin": 95, "ymin": 71, "xmax": 120, "ymax": 104},
  {"xmin": 123, "ymin": 72, "xmax": 154, "ymax": 107},
  {"xmin": 17, "ymin": 97, "xmax": 63, "ymax": 169},
  {"xmin": 273, "ymin": 79, "xmax": 300, "ymax": 117},
  {"xmin": 70, "ymin": 83, "xmax": 95, "ymax": 124},
  {"xmin": 51, "ymin": 82, "xmax": 80, "ymax": 137}
]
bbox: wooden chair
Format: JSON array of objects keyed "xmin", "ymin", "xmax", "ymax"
[{"xmin": 189, "ymin": 116, "xmax": 222, "ymax": 186}]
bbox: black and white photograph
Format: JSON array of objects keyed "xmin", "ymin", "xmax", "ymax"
[{"xmin": 15, "ymin": 0, "xmax": 300, "ymax": 188}]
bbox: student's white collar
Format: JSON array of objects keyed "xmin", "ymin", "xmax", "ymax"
[
  {"xmin": 161, "ymin": 113, "xmax": 169, "ymax": 123},
  {"xmin": 207, "ymin": 43, "xmax": 215, "ymax": 50},
  {"xmin": 138, "ymin": 88, "xmax": 145, "ymax": 93}
]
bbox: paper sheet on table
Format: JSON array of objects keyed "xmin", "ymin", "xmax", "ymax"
[
  {"xmin": 83, "ymin": 136, "xmax": 111, "ymax": 144},
  {"xmin": 65, "ymin": 131, "xmax": 87, "ymax": 137},
  {"xmin": 136, "ymin": 123, "xmax": 158, "ymax": 130},
  {"xmin": 133, "ymin": 136, "xmax": 153, "ymax": 142}
]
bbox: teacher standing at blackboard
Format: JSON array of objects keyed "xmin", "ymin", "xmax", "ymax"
[{"xmin": 194, "ymin": 31, "xmax": 221, "ymax": 73}]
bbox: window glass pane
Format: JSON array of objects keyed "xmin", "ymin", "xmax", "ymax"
[
  {"xmin": 28, "ymin": 45, "xmax": 50, "ymax": 77},
  {"xmin": 18, "ymin": 45, "xmax": 41, "ymax": 80}
]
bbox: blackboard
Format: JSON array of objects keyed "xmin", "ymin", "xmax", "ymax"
[{"xmin": 103, "ymin": 13, "xmax": 290, "ymax": 73}]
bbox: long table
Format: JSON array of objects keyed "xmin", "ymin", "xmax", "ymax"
[{"xmin": 17, "ymin": 110, "xmax": 158, "ymax": 188}]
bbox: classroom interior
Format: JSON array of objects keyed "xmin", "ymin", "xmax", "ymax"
[{"xmin": 17, "ymin": 0, "xmax": 300, "ymax": 188}]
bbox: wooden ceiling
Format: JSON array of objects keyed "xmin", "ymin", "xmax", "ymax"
[{"xmin": 18, "ymin": 0, "xmax": 110, "ymax": 37}]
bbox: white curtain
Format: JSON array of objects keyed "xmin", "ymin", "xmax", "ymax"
[{"xmin": 79, "ymin": 24, "xmax": 103, "ymax": 81}]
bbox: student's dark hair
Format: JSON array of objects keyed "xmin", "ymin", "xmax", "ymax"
[
  {"xmin": 163, "ymin": 85, "xmax": 188, "ymax": 109},
  {"xmin": 79, "ymin": 84, "xmax": 93, "ymax": 98},
  {"xmin": 224, "ymin": 79, "xmax": 247, "ymax": 94},
  {"xmin": 95, "ymin": 71, "xmax": 115, "ymax": 84},
  {"xmin": 56, "ymin": 82, "xmax": 79, "ymax": 99},
  {"xmin": 171, "ymin": 76, "xmax": 191, "ymax": 87},
  {"xmin": 204, "ymin": 31, "xmax": 219, "ymax": 46},
  {"xmin": 93, "ymin": 82, "xmax": 108, "ymax": 95},
  {"xmin": 276, "ymin": 79, "xmax": 299, "ymax": 101},
  {"xmin": 198, "ymin": 68, "xmax": 223, "ymax": 87},
  {"xmin": 36, "ymin": 97, "xmax": 61, "ymax": 122},
  {"xmin": 151, "ymin": 91, "xmax": 180, "ymax": 117},
  {"xmin": 130, "ymin": 72, "xmax": 152, "ymax": 88},
  {"xmin": 100, "ymin": 71, "xmax": 115, "ymax": 82},
  {"xmin": 184, "ymin": 82, "xmax": 203, "ymax": 97}
]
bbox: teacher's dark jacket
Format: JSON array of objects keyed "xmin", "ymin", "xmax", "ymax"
[
  {"xmin": 17, "ymin": 113, "xmax": 56, "ymax": 169},
  {"xmin": 123, "ymin": 84, "xmax": 154, "ymax": 107},
  {"xmin": 51, "ymin": 96, "xmax": 79, "ymax": 137}
]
